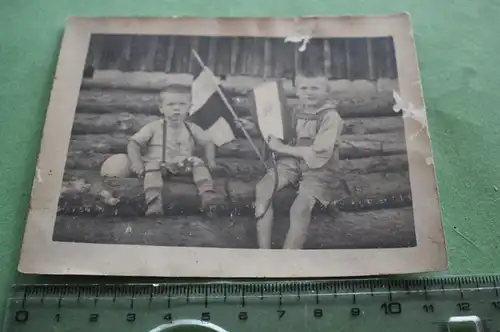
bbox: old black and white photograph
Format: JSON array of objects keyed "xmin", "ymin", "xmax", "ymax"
[{"xmin": 18, "ymin": 15, "xmax": 447, "ymax": 277}]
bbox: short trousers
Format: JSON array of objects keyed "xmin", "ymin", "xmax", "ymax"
[
  {"xmin": 261, "ymin": 157, "xmax": 342, "ymax": 207},
  {"xmin": 143, "ymin": 159, "xmax": 213, "ymax": 194}
]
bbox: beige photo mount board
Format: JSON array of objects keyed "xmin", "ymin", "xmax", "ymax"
[{"xmin": 18, "ymin": 14, "xmax": 447, "ymax": 277}]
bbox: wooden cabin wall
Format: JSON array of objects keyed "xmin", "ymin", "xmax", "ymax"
[{"xmin": 84, "ymin": 35, "xmax": 398, "ymax": 81}]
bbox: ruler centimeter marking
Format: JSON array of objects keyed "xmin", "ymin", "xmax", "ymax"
[
  {"xmin": 315, "ymin": 283, "xmax": 319, "ymax": 304},
  {"xmin": 5, "ymin": 276, "xmax": 500, "ymax": 332},
  {"xmin": 167, "ymin": 287, "xmax": 171, "ymax": 308},
  {"xmin": 458, "ymin": 279, "xmax": 464, "ymax": 299},
  {"xmin": 7, "ymin": 277, "xmax": 500, "ymax": 306},
  {"xmin": 241, "ymin": 287, "xmax": 245, "ymax": 307},
  {"xmin": 24, "ymin": 278, "xmax": 489, "ymax": 296}
]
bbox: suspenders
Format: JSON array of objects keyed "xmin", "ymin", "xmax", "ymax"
[
  {"xmin": 183, "ymin": 120, "xmax": 197, "ymax": 145},
  {"xmin": 147, "ymin": 119, "xmax": 197, "ymax": 174},
  {"xmin": 289, "ymin": 109, "xmax": 324, "ymax": 148},
  {"xmin": 161, "ymin": 118, "xmax": 167, "ymax": 168},
  {"xmin": 161, "ymin": 119, "xmax": 197, "ymax": 166}
]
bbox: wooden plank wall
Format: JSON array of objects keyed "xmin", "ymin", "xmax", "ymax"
[{"xmin": 84, "ymin": 35, "xmax": 398, "ymax": 80}]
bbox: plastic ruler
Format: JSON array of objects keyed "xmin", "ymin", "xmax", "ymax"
[{"xmin": 2, "ymin": 276, "xmax": 500, "ymax": 332}]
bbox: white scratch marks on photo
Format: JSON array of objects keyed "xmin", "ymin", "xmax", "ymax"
[
  {"xmin": 284, "ymin": 18, "xmax": 318, "ymax": 52},
  {"xmin": 285, "ymin": 36, "xmax": 311, "ymax": 52},
  {"xmin": 125, "ymin": 224, "xmax": 132, "ymax": 234}
]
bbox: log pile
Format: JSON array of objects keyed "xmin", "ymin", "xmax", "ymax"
[
  {"xmin": 67, "ymin": 132, "xmax": 406, "ymax": 160},
  {"xmin": 54, "ymin": 71, "xmax": 414, "ymax": 248},
  {"xmin": 59, "ymin": 169, "xmax": 412, "ymax": 217},
  {"xmin": 64, "ymin": 72, "xmax": 411, "ymax": 216},
  {"xmin": 72, "ymin": 112, "xmax": 404, "ymax": 136},
  {"xmin": 65, "ymin": 153, "xmax": 409, "ymax": 176},
  {"xmin": 79, "ymin": 78, "xmax": 398, "ymax": 118}
]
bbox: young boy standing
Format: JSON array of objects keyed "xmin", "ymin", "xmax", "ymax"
[
  {"xmin": 127, "ymin": 84, "xmax": 218, "ymax": 216},
  {"xmin": 254, "ymin": 75, "xmax": 344, "ymax": 249}
]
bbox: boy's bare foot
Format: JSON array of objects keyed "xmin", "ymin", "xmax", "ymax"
[
  {"xmin": 200, "ymin": 191, "xmax": 221, "ymax": 211},
  {"xmin": 99, "ymin": 190, "xmax": 120, "ymax": 206},
  {"xmin": 327, "ymin": 200, "xmax": 340, "ymax": 218},
  {"xmin": 145, "ymin": 200, "xmax": 164, "ymax": 216}
]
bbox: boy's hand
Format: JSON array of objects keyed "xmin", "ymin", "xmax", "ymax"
[
  {"xmin": 267, "ymin": 135, "xmax": 284, "ymax": 153},
  {"xmin": 131, "ymin": 162, "xmax": 145, "ymax": 177},
  {"xmin": 234, "ymin": 117, "xmax": 255, "ymax": 131}
]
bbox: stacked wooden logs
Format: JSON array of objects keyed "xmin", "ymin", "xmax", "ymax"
[
  {"xmin": 61, "ymin": 72, "xmax": 412, "ymax": 217},
  {"xmin": 54, "ymin": 70, "xmax": 416, "ymax": 248}
]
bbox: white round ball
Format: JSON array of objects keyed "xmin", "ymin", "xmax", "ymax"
[{"xmin": 100, "ymin": 154, "xmax": 132, "ymax": 178}]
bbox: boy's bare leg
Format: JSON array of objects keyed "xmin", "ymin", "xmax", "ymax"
[
  {"xmin": 144, "ymin": 170, "xmax": 164, "ymax": 216},
  {"xmin": 283, "ymin": 193, "xmax": 316, "ymax": 249},
  {"xmin": 256, "ymin": 207, "xmax": 273, "ymax": 249},
  {"xmin": 255, "ymin": 172, "xmax": 290, "ymax": 249}
]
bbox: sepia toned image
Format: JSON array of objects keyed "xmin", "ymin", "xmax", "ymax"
[
  {"xmin": 56, "ymin": 33, "xmax": 413, "ymax": 250},
  {"xmin": 18, "ymin": 15, "xmax": 447, "ymax": 277}
]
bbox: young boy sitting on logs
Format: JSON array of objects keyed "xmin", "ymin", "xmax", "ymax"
[
  {"xmin": 254, "ymin": 75, "xmax": 344, "ymax": 249},
  {"xmin": 127, "ymin": 84, "xmax": 218, "ymax": 216}
]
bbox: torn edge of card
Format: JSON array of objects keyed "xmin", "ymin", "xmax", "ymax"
[
  {"xmin": 284, "ymin": 18, "xmax": 319, "ymax": 52},
  {"xmin": 393, "ymin": 91, "xmax": 433, "ymax": 165}
]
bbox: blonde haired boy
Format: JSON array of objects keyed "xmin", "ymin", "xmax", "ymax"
[
  {"xmin": 254, "ymin": 75, "xmax": 344, "ymax": 249},
  {"xmin": 127, "ymin": 84, "xmax": 218, "ymax": 216}
]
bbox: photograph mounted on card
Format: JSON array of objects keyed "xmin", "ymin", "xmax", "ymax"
[{"xmin": 18, "ymin": 14, "xmax": 447, "ymax": 277}]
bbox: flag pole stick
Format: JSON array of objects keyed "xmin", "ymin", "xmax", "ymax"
[{"xmin": 191, "ymin": 49, "xmax": 268, "ymax": 169}]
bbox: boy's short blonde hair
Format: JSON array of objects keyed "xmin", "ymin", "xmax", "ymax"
[
  {"xmin": 295, "ymin": 74, "xmax": 331, "ymax": 92},
  {"xmin": 159, "ymin": 84, "xmax": 192, "ymax": 98}
]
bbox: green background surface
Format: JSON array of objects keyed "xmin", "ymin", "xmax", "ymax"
[{"xmin": 1, "ymin": 0, "xmax": 500, "ymax": 318}]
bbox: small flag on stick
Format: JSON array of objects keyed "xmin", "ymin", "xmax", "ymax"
[
  {"xmin": 249, "ymin": 80, "xmax": 294, "ymax": 145},
  {"xmin": 188, "ymin": 63, "xmax": 238, "ymax": 147},
  {"xmin": 188, "ymin": 50, "xmax": 267, "ymax": 165}
]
